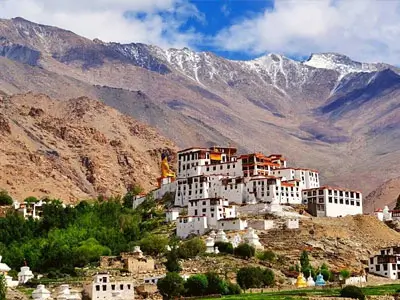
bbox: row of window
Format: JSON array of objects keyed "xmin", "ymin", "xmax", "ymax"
[{"xmin": 95, "ymin": 284, "xmax": 131, "ymax": 292}]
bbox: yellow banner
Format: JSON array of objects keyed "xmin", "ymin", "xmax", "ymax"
[{"xmin": 210, "ymin": 153, "xmax": 222, "ymax": 161}]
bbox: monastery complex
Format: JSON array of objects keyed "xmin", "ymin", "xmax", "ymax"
[{"xmin": 135, "ymin": 146, "xmax": 363, "ymax": 239}]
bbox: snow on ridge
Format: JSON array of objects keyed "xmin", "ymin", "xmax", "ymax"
[{"xmin": 303, "ymin": 53, "xmax": 378, "ymax": 78}]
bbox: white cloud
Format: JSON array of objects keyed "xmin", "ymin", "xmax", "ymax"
[
  {"xmin": 214, "ymin": 0, "xmax": 400, "ymax": 64},
  {"xmin": 0, "ymin": 0, "xmax": 203, "ymax": 49}
]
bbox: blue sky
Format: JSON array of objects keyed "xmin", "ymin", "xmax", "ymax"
[
  {"xmin": 182, "ymin": 0, "xmax": 274, "ymax": 59},
  {"xmin": 1, "ymin": 0, "xmax": 400, "ymax": 64}
]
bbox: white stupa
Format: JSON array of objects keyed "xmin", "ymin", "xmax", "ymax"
[
  {"xmin": 32, "ymin": 284, "xmax": 52, "ymax": 300},
  {"xmin": 383, "ymin": 206, "xmax": 392, "ymax": 221},
  {"xmin": 18, "ymin": 265, "xmax": 34, "ymax": 284},
  {"xmin": 132, "ymin": 246, "xmax": 144, "ymax": 258},
  {"xmin": 209, "ymin": 230, "xmax": 217, "ymax": 239},
  {"xmin": 215, "ymin": 230, "xmax": 228, "ymax": 243},
  {"xmin": 307, "ymin": 273, "xmax": 315, "ymax": 287},
  {"xmin": 230, "ymin": 234, "xmax": 242, "ymax": 248},
  {"xmin": 205, "ymin": 237, "xmax": 215, "ymax": 253},
  {"xmin": 214, "ymin": 246, "xmax": 220, "ymax": 254},
  {"xmin": 0, "ymin": 255, "xmax": 18, "ymax": 287},
  {"xmin": 243, "ymin": 227, "xmax": 263, "ymax": 250},
  {"xmin": 54, "ymin": 284, "xmax": 82, "ymax": 300}
]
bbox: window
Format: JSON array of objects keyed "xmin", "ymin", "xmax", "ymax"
[
  {"xmin": 383, "ymin": 264, "xmax": 388, "ymax": 271},
  {"xmin": 356, "ymin": 202, "xmax": 360, "ymax": 206},
  {"xmin": 206, "ymin": 167, "xmax": 209, "ymax": 171},
  {"xmin": 370, "ymin": 258, "xmax": 373, "ymax": 264},
  {"xmin": 111, "ymin": 285, "xmax": 115, "ymax": 290},
  {"xmin": 202, "ymin": 208, "xmax": 206, "ymax": 213},
  {"xmin": 351, "ymin": 201, "xmax": 355, "ymax": 206},
  {"xmin": 120, "ymin": 284, "xmax": 124, "ymax": 290},
  {"xmin": 393, "ymin": 264, "xmax": 397, "ymax": 270},
  {"xmin": 102, "ymin": 285, "xmax": 107, "ymax": 291},
  {"xmin": 128, "ymin": 284, "xmax": 131, "ymax": 290},
  {"xmin": 96, "ymin": 285, "xmax": 100, "ymax": 291},
  {"xmin": 376, "ymin": 265, "xmax": 381, "ymax": 271}
]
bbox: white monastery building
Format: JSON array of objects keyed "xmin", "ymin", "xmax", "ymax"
[
  {"xmin": 368, "ymin": 246, "xmax": 400, "ymax": 280},
  {"xmin": 303, "ymin": 186, "xmax": 363, "ymax": 217},
  {"xmin": 136, "ymin": 146, "xmax": 363, "ymax": 238}
]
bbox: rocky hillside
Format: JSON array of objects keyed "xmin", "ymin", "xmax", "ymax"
[
  {"xmin": 0, "ymin": 17, "xmax": 398, "ymax": 197},
  {"xmin": 364, "ymin": 177, "xmax": 400, "ymax": 212},
  {"xmin": 0, "ymin": 91, "xmax": 176, "ymax": 203}
]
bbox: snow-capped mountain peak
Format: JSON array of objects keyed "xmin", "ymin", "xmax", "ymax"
[{"xmin": 303, "ymin": 53, "xmax": 378, "ymax": 78}]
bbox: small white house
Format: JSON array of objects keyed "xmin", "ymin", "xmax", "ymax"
[
  {"xmin": 368, "ymin": 246, "xmax": 400, "ymax": 280},
  {"xmin": 217, "ymin": 218, "xmax": 247, "ymax": 231},
  {"xmin": 83, "ymin": 273, "xmax": 134, "ymax": 300},
  {"xmin": 144, "ymin": 275, "xmax": 165, "ymax": 285},
  {"xmin": 176, "ymin": 216, "xmax": 208, "ymax": 239},
  {"xmin": 286, "ymin": 218, "xmax": 299, "ymax": 229},
  {"xmin": 166, "ymin": 210, "xmax": 180, "ymax": 222}
]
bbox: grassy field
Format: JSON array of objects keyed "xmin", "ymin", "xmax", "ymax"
[{"xmin": 204, "ymin": 283, "xmax": 400, "ymax": 299}]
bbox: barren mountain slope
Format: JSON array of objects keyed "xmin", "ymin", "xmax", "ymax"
[
  {"xmin": 364, "ymin": 177, "xmax": 400, "ymax": 213},
  {"xmin": 0, "ymin": 17, "xmax": 399, "ymax": 197},
  {"xmin": 259, "ymin": 215, "xmax": 400, "ymax": 272},
  {"xmin": 0, "ymin": 92, "xmax": 176, "ymax": 203}
]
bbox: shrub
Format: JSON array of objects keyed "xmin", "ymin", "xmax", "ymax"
[
  {"xmin": 178, "ymin": 237, "xmax": 206, "ymax": 259},
  {"xmin": 157, "ymin": 272, "xmax": 185, "ymax": 300},
  {"xmin": 165, "ymin": 248, "xmax": 182, "ymax": 273},
  {"xmin": 0, "ymin": 190, "xmax": 13, "ymax": 206},
  {"xmin": 340, "ymin": 285, "xmax": 365, "ymax": 300},
  {"xmin": 320, "ymin": 268, "xmax": 332, "ymax": 281},
  {"xmin": 300, "ymin": 250, "xmax": 310, "ymax": 271},
  {"xmin": 258, "ymin": 250, "xmax": 276, "ymax": 262},
  {"xmin": 139, "ymin": 234, "xmax": 169, "ymax": 256},
  {"xmin": 262, "ymin": 268, "xmax": 275, "ymax": 287},
  {"xmin": 226, "ymin": 281, "xmax": 241, "ymax": 295},
  {"xmin": 340, "ymin": 269, "xmax": 351, "ymax": 280},
  {"xmin": 236, "ymin": 267, "xmax": 264, "ymax": 290},
  {"xmin": 214, "ymin": 242, "xmax": 234, "ymax": 254},
  {"xmin": 24, "ymin": 196, "xmax": 39, "ymax": 204},
  {"xmin": 185, "ymin": 274, "xmax": 208, "ymax": 296},
  {"xmin": 205, "ymin": 272, "xmax": 227, "ymax": 295},
  {"xmin": 234, "ymin": 243, "xmax": 255, "ymax": 259}
]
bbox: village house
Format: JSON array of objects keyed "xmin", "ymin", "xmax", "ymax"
[
  {"xmin": 100, "ymin": 246, "xmax": 155, "ymax": 274},
  {"xmin": 368, "ymin": 246, "xmax": 400, "ymax": 279},
  {"xmin": 83, "ymin": 273, "xmax": 134, "ymax": 300},
  {"xmin": 304, "ymin": 186, "xmax": 363, "ymax": 217}
]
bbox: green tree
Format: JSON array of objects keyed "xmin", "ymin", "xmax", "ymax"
[
  {"xmin": 262, "ymin": 268, "xmax": 275, "ymax": 287},
  {"xmin": 340, "ymin": 269, "xmax": 351, "ymax": 281},
  {"xmin": 165, "ymin": 248, "xmax": 182, "ymax": 273},
  {"xmin": 320, "ymin": 263, "xmax": 332, "ymax": 281},
  {"xmin": 205, "ymin": 272, "xmax": 227, "ymax": 295},
  {"xmin": 258, "ymin": 250, "xmax": 276, "ymax": 262},
  {"xmin": 178, "ymin": 238, "xmax": 206, "ymax": 259},
  {"xmin": 0, "ymin": 274, "xmax": 6, "ymax": 300},
  {"xmin": 24, "ymin": 196, "xmax": 39, "ymax": 204},
  {"xmin": 234, "ymin": 243, "xmax": 255, "ymax": 259},
  {"xmin": 236, "ymin": 267, "xmax": 264, "ymax": 290},
  {"xmin": 122, "ymin": 185, "xmax": 143, "ymax": 209},
  {"xmin": 157, "ymin": 272, "xmax": 185, "ymax": 300},
  {"xmin": 214, "ymin": 242, "xmax": 234, "ymax": 254},
  {"xmin": 226, "ymin": 282, "xmax": 241, "ymax": 295},
  {"xmin": 139, "ymin": 234, "xmax": 169, "ymax": 256},
  {"xmin": 185, "ymin": 274, "xmax": 208, "ymax": 296},
  {"xmin": 73, "ymin": 238, "xmax": 111, "ymax": 267},
  {"xmin": 340, "ymin": 285, "xmax": 365, "ymax": 300},
  {"xmin": 0, "ymin": 190, "xmax": 12, "ymax": 206},
  {"xmin": 300, "ymin": 250, "xmax": 310, "ymax": 271}
]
